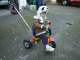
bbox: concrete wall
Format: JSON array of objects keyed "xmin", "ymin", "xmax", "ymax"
[
  {"xmin": 45, "ymin": 0, "xmax": 56, "ymax": 4},
  {"xmin": 50, "ymin": 0, "xmax": 56, "ymax": 3}
]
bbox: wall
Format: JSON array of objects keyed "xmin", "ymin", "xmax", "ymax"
[{"xmin": 18, "ymin": 0, "xmax": 27, "ymax": 10}]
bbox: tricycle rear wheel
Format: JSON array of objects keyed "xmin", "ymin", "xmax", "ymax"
[
  {"xmin": 23, "ymin": 40, "xmax": 32, "ymax": 49},
  {"xmin": 50, "ymin": 41, "xmax": 56, "ymax": 48}
]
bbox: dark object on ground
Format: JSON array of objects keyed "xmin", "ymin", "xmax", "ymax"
[{"xmin": 9, "ymin": 3, "xmax": 18, "ymax": 15}]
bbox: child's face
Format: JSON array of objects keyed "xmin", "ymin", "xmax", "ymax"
[{"xmin": 41, "ymin": 11, "xmax": 47, "ymax": 17}]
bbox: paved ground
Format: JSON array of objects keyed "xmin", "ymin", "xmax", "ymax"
[{"xmin": 0, "ymin": 5, "xmax": 80, "ymax": 60}]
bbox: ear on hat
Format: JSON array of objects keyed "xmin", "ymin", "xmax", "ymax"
[{"xmin": 42, "ymin": 7, "xmax": 45, "ymax": 10}]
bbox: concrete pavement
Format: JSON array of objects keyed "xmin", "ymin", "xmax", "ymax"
[{"xmin": 0, "ymin": 5, "xmax": 80, "ymax": 60}]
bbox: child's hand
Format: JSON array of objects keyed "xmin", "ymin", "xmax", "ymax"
[{"xmin": 46, "ymin": 25, "xmax": 50, "ymax": 29}]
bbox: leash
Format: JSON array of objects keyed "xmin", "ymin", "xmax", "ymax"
[{"xmin": 12, "ymin": 4, "xmax": 31, "ymax": 31}]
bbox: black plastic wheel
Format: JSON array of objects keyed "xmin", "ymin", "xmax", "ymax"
[
  {"xmin": 23, "ymin": 40, "xmax": 32, "ymax": 49},
  {"xmin": 50, "ymin": 41, "xmax": 56, "ymax": 48}
]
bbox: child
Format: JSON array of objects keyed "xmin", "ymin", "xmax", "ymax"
[{"xmin": 31, "ymin": 6, "xmax": 55, "ymax": 52}]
